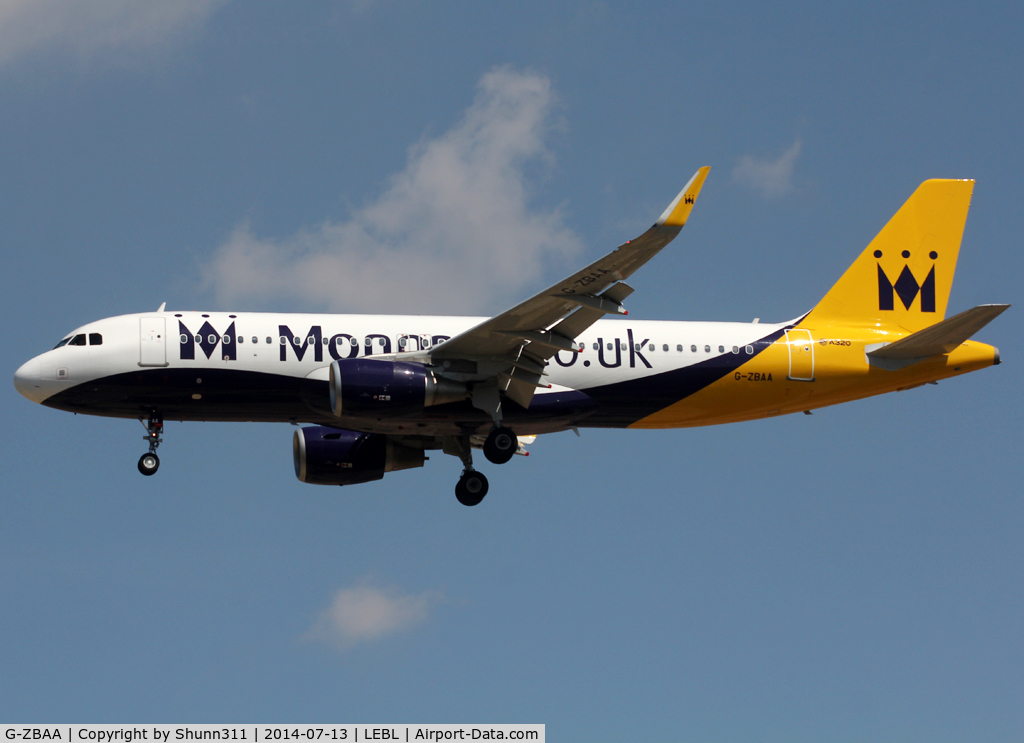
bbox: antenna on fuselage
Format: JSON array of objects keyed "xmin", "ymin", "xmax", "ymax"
[{"xmin": 156, "ymin": 302, "xmax": 166, "ymax": 312}]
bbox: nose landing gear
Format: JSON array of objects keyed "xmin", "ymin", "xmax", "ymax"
[{"xmin": 138, "ymin": 413, "xmax": 163, "ymax": 476}]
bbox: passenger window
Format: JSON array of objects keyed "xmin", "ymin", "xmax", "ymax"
[
  {"xmin": 607, "ymin": 343, "xmax": 612, "ymax": 351},
  {"xmin": 237, "ymin": 336, "xmax": 244, "ymax": 344},
  {"xmin": 649, "ymin": 344, "xmax": 655, "ymax": 352},
  {"xmin": 732, "ymin": 346, "xmax": 739, "ymax": 353},
  {"xmin": 69, "ymin": 334, "xmax": 87, "ymax": 346},
  {"xmin": 280, "ymin": 336, "xmax": 287, "ymax": 345},
  {"xmin": 746, "ymin": 345, "xmax": 754, "ymax": 354},
  {"xmin": 704, "ymin": 345, "xmax": 710, "ymax": 353},
  {"xmin": 89, "ymin": 333, "xmax": 102, "ymax": 345},
  {"xmin": 252, "ymin": 337, "xmax": 258, "ymax": 344},
  {"xmin": 593, "ymin": 343, "xmax": 599, "ymax": 351},
  {"xmin": 223, "ymin": 335, "xmax": 231, "ymax": 344},
  {"xmin": 195, "ymin": 335, "xmax": 202, "ymax": 343},
  {"xmin": 208, "ymin": 334, "xmax": 217, "ymax": 345},
  {"xmin": 266, "ymin": 337, "xmax": 272, "ymax": 344},
  {"xmin": 663, "ymin": 344, "xmax": 669, "ymax": 352},
  {"xmin": 719, "ymin": 345, "xmax": 725, "ymax": 353},
  {"xmin": 620, "ymin": 342, "xmax": 627, "ymax": 351},
  {"xmin": 676, "ymin": 344, "xmax": 682, "ymax": 352},
  {"xmin": 691, "ymin": 345, "xmax": 697, "ymax": 353}
]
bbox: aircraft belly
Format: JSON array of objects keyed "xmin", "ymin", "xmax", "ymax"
[
  {"xmin": 39, "ymin": 367, "xmax": 600, "ymax": 436},
  {"xmin": 41, "ymin": 368, "xmax": 316, "ymax": 422}
]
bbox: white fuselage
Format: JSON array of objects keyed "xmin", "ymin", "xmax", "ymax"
[{"xmin": 15, "ymin": 310, "xmax": 785, "ymax": 435}]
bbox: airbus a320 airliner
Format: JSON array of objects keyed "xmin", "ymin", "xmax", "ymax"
[{"xmin": 13, "ymin": 169, "xmax": 1008, "ymax": 505}]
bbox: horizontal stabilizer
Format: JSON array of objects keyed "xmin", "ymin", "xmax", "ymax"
[{"xmin": 867, "ymin": 304, "xmax": 1009, "ymax": 360}]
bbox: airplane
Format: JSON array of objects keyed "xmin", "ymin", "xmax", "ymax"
[{"xmin": 13, "ymin": 168, "xmax": 1008, "ymax": 506}]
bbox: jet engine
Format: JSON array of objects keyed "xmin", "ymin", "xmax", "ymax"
[
  {"xmin": 293, "ymin": 425, "xmax": 425, "ymax": 486},
  {"xmin": 329, "ymin": 358, "xmax": 467, "ymax": 418}
]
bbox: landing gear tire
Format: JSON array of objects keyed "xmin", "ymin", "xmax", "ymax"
[
  {"xmin": 455, "ymin": 470, "xmax": 489, "ymax": 506},
  {"xmin": 138, "ymin": 452, "xmax": 160, "ymax": 476},
  {"xmin": 483, "ymin": 426, "xmax": 517, "ymax": 465}
]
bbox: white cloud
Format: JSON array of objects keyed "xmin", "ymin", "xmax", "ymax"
[
  {"xmin": 202, "ymin": 66, "xmax": 583, "ymax": 315},
  {"xmin": 0, "ymin": 0, "xmax": 225, "ymax": 67},
  {"xmin": 732, "ymin": 138, "xmax": 802, "ymax": 199},
  {"xmin": 303, "ymin": 584, "xmax": 441, "ymax": 650}
]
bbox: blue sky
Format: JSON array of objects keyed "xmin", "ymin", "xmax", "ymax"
[{"xmin": 2, "ymin": 1, "xmax": 1022, "ymax": 738}]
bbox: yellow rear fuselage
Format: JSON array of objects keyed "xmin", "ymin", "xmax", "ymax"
[{"xmin": 634, "ymin": 325, "xmax": 998, "ymax": 428}]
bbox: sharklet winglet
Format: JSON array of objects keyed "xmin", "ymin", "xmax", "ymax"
[{"xmin": 656, "ymin": 166, "xmax": 711, "ymax": 228}]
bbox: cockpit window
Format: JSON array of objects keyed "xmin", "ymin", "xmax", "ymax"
[
  {"xmin": 53, "ymin": 337, "xmax": 71, "ymax": 349},
  {"xmin": 68, "ymin": 334, "xmax": 87, "ymax": 346},
  {"xmin": 89, "ymin": 333, "xmax": 102, "ymax": 346}
]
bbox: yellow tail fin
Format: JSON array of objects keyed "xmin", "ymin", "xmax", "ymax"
[{"xmin": 803, "ymin": 179, "xmax": 974, "ymax": 332}]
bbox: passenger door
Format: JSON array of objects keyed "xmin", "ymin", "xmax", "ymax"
[{"xmin": 140, "ymin": 317, "xmax": 168, "ymax": 367}]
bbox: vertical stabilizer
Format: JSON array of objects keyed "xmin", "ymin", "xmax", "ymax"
[{"xmin": 803, "ymin": 179, "xmax": 974, "ymax": 332}]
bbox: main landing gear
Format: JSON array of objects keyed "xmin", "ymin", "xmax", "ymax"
[
  {"xmin": 483, "ymin": 426, "xmax": 517, "ymax": 464},
  {"xmin": 443, "ymin": 433, "xmax": 491, "ymax": 507},
  {"xmin": 444, "ymin": 425, "xmax": 519, "ymax": 506},
  {"xmin": 138, "ymin": 412, "xmax": 163, "ymax": 476},
  {"xmin": 455, "ymin": 469, "xmax": 489, "ymax": 507}
]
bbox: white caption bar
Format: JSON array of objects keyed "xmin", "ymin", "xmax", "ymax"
[{"xmin": 0, "ymin": 727, "xmax": 543, "ymax": 743}]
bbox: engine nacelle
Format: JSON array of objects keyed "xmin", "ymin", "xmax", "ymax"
[
  {"xmin": 329, "ymin": 358, "xmax": 467, "ymax": 418},
  {"xmin": 293, "ymin": 426, "xmax": 425, "ymax": 486}
]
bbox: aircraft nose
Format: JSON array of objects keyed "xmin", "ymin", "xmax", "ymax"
[{"xmin": 13, "ymin": 357, "xmax": 44, "ymax": 403}]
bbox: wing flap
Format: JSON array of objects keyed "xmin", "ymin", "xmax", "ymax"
[
  {"xmin": 499, "ymin": 369, "xmax": 548, "ymax": 408},
  {"xmin": 548, "ymin": 283, "xmax": 635, "ymax": 341}
]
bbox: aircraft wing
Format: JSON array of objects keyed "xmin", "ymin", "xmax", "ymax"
[{"xmin": 423, "ymin": 167, "xmax": 711, "ymax": 410}]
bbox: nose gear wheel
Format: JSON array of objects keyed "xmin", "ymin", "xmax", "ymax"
[{"xmin": 138, "ymin": 452, "xmax": 160, "ymax": 476}]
